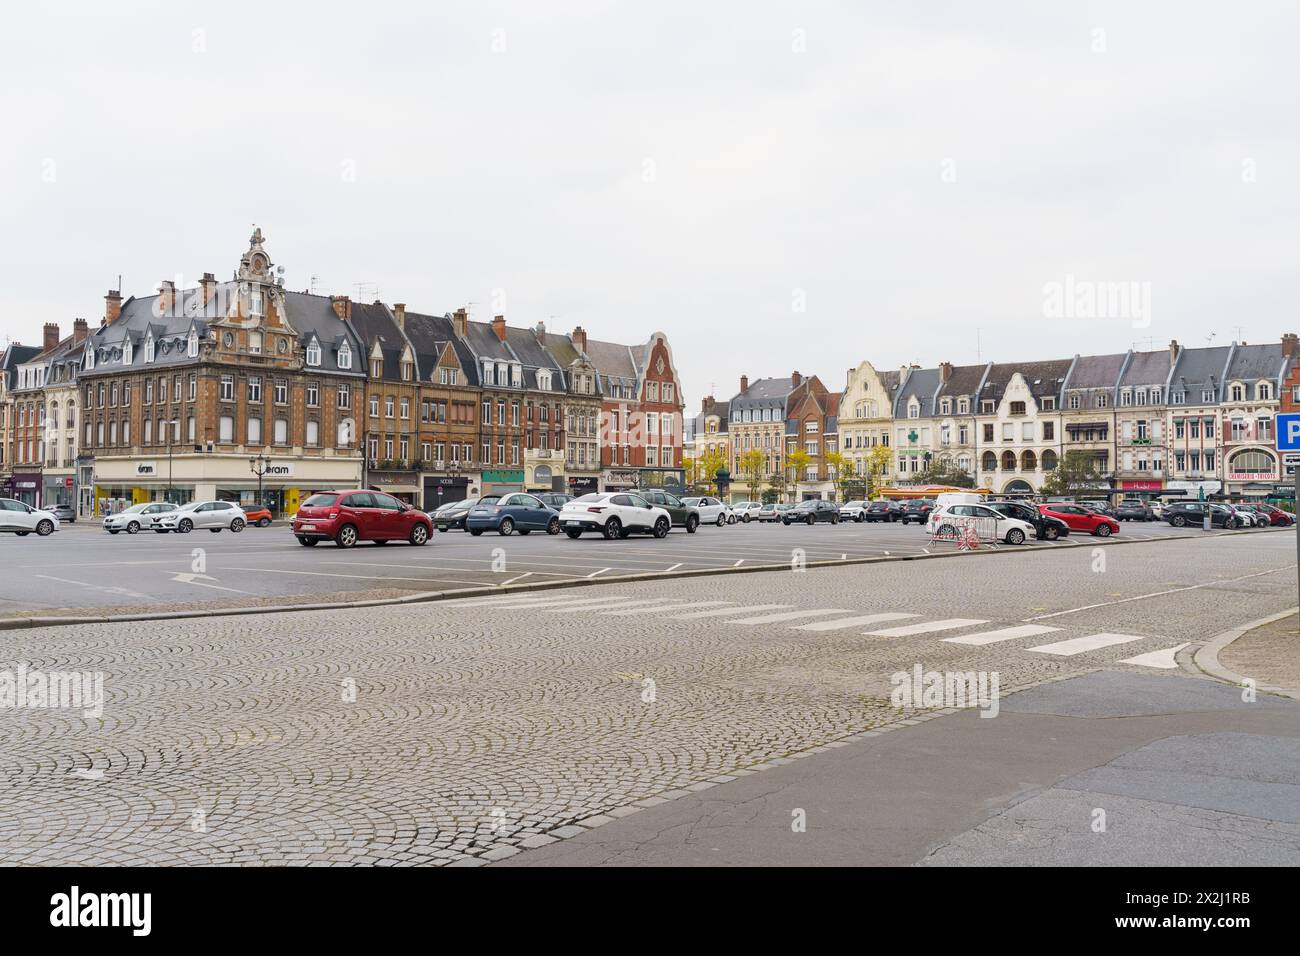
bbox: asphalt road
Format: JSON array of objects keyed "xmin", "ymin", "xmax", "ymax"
[
  {"xmin": 0, "ymin": 513, "xmax": 1280, "ymax": 617},
  {"xmin": 0, "ymin": 530, "xmax": 1295, "ymax": 865}
]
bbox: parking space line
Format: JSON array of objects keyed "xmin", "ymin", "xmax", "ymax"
[
  {"xmin": 866, "ymin": 618, "xmax": 988, "ymax": 637},
  {"xmin": 670, "ymin": 604, "xmax": 791, "ymax": 620},
  {"xmin": 223, "ymin": 566, "xmax": 490, "ymax": 587},
  {"xmin": 791, "ymin": 612, "xmax": 917, "ymax": 632},
  {"xmin": 586, "ymin": 568, "xmax": 611, "ymax": 579},
  {"xmin": 1025, "ymin": 564, "xmax": 1295, "ymax": 620},
  {"xmin": 1027, "ymin": 633, "xmax": 1147, "ymax": 656},
  {"xmin": 943, "ymin": 624, "xmax": 1060, "ymax": 646}
]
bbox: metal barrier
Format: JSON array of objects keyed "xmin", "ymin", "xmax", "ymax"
[{"xmin": 928, "ymin": 515, "xmax": 1000, "ymax": 549}]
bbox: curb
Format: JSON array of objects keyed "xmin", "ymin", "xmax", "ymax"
[
  {"xmin": 1192, "ymin": 606, "xmax": 1300, "ymax": 700},
  {"xmin": 1, "ymin": 525, "xmax": 1290, "ymax": 633}
]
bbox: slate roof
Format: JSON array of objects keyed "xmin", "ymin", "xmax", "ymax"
[
  {"xmin": 729, "ymin": 376, "xmax": 795, "ymax": 416},
  {"xmin": 1225, "ymin": 342, "xmax": 1290, "ymax": 384},
  {"xmin": 2, "ymin": 345, "xmax": 42, "ymax": 390},
  {"xmin": 1169, "ymin": 345, "xmax": 1233, "ymax": 402},
  {"xmin": 981, "ymin": 359, "xmax": 1073, "ymax": 403},
  {"xmin": 585, "ymin": 337, "xmax": 639, "ymax": 395},
  {"xmin": 502, "ymin": 326, "xmax": 566, "ymax": 394},
  {"xmin": 1118, "ymin": 350, "xmax": 1173, "ymax": 387},
  {"xmin": 401, "ymin": 311, "xmax": 479, "ymax": 386},
  {"xmin": 349, "ymin": 301, "xmax": 408, "ymax": 380},
  {"xmin": 935, "ymin": 362, "xmax": 988, "ymax": 401},
  {"xmin": 894, "ymin": 367, "xmax": 940, "ymax": 417},
  {"xmin": 1066, "ymin": 352, "xmax": 1126, "ymax": 390}
]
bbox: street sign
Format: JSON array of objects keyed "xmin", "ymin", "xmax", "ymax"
[{"xmin": 1276, "ymin": 413, "xmax": 1300, "ymax": 451}]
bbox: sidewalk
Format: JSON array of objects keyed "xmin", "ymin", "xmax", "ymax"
[
  {"xmin": 499, "ymin": 671, "xmax": 1300, "ymax": 866},
  {"xmin": 1218, "ymin": 612, "xmax": 1300, "ymax": 696}
]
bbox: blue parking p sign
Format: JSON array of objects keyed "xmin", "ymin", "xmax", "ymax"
[{"xmin": 1278, "ymin": 413, "xmax": 1300, "ymax": 451}]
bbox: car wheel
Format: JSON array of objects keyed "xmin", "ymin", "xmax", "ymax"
[
  {"xmin": 1095, "ymin": 524, "xmax": 1112, "ymax": 537},
  {"xmin": 858, "ymin": 514, "xmax": 866, "ymax": 522},
  {"xmin": 1005, "ymin": 528, "xmax": 1026, "ymax": 545},
  {"xmin": 831, "ymin": 515, "xmax": 839, "ymax": 524},
  {"xmin": 469, "ymin": 528, "xmax": 484, "ymax": 536},
  {"xmin": 546, "ymin": 517, "xmax": 561, "ymax": 535},
  {"xmin": 1044, "ymin": 525, "xmax": 1059, "ymax": 541},
  {"xmin": 716, "ymin": 513, "xmax": 726, "ymax": 527},
  {"xmin": 742, "ymin": 514, "xmax": 751, "ymax": 523},
  {"xmin": 409, "ymin": 523, "xmax": 429, "ymax": 546},
  {"xmin": 806, "ymin": 515, "xmax": 815, "ymax": 526},
  {"xmin": 35, "ymin": 520, "xmax": 54, "ymax": 536},
  {"xmin": 1171, "ymin": 515, "xmax": 1186, "ymax": 527},
  {"xmin": 498, "ymin": 517, "xmax": 515, "ymax": 536},
  {"xmin": 258, "ymin": 517, "xmax": 271, "ymax": 527},
  {"xmin": 126, "ymin": 521, "xmax": 140, "ymax": 534},
  {"xmin": 653, "ymin": 517, "xmax": 670, "ymax": 538},
  {"xmin": 231, "ymin": 518, "xmax": 245, "ymax": 533},
  {"xmin": 336, "ymin": 524, "xmax": 359, "ymax": 548},
  {"xmin": 603, "ymin": 517, "xmax": 622, "ymax": 540},
  {"xmin": 178, "ymin": 519, "xmax": 193, "ymax": 533},
  {"xmin": 565, "ymin": 528, "xmax": 582, "ymax": 539},
  {"xmin": 938, "ymin": 524, "xmax": 955, "ymax": 537},
  {"xmin": 685, "ymin": 514, "xmax": 699, "ymax": 534}
]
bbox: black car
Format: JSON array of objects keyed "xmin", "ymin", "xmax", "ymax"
[
  {"xmin": 1163, "ymin": 501, "xmax": 1238, "ymax": 529},
  {"xmin": 640, "ymin": 489, "xmax": 701, "ymax": 532},
  {"xmin": 782, "ymin": 499, "xmax": 841, "ymax": 525},
  {"xmin": 433, "ymin": 495, "xmax": 500, "ymax": 531},
  {"xmin": 864, "ymin": 501, "xmax": 902, "ymax": 523},
  {"xmin": 1116, "ymin": 500, "xmax": 1155, "ymax": 521},
  {"xmin": 1079, "ymin": 500, "xmax": 1119, "ymax": 519},
  {"xmin": 984, "ymin": 500, "xmax": 1070, "ymax": 541},
  {"xmin": 900, "ymin": 499, "xmax": 935, "ymax": 525}
]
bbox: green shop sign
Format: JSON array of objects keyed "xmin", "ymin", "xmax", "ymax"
[{"xmin": 481, "ymin": 470, "xmax": 525, "ymax": 483}]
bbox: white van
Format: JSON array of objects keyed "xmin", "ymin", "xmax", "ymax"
[{"xmin": 934, "ymin": 492, "xmax": 984, "ymax": 510}]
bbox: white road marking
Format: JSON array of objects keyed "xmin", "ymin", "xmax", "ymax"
[
  {"xmin": 497, "ymin": 572, "xmax": 534, "ymax": 587},
  {"xmin": 942, "ymin": 624, "xmax": 1061, "ymax": 646},
  {"xmin": 544, "ymin": 598, "xmax": 679, "ymax": 613},
  {"xmin": 224, "ymin": 566, "xmax": 480, "ymax": 586},
  {"xmin": 70, "ymin": 768, "xmax": 105, "ymax": 780},
  {"xmin": 670, "ymin": 604, "xmax": 792, "ymax": 620},
  {"xmin": 866, "ymin": 618, "xmax": 988, "ymax": 637},
  {"xmin": 733, "ymin": 559, "xmax": 744, "ymax": 567},
  {"xmin": 452, "ymin": 594, "xmax": 629, "ymax": 609},
  {"xmin": 587, "ymin": 568, "xmax": 611, "ymax": 579},
  {"xmin": 726, "ymin": 608, "xmax": 854, "ymax": 625},
  {"xmin": 791, "ymin": 613, "xmax": 918, "ymax": 632},
  {"xmin": 1118, "ymin": 643, "xmax": 1190, "ymax": 669},
  {"xmin": 166, "ymin": 572, "xmax": 249, "ymax": 594},
  {"xmin": 33, "ymin": 575, "xmax": 149, "ymax": 601},
  {"xmin": 664, "ymin": 563, "xmax": 682, "ymax": 572},
  {"xmin": 1025, "ymin": 565, "xmax": 1295, "ymax": 620},
  {"xmin": 598, "ymin": 600, "xmax": 731, "ymax": 616},
  {"xmin": 1027, "ymin": 633, "xmax": 1147, "ymax": 656}
]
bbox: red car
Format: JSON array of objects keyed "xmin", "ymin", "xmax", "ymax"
[
  {"xmin": 1038, "ymin": 503, "xmax": 1121, "ymax": 537},
  {"xmin": 242, "ymin": 505, "xmax": 274, "ymax": 527},
  {"xmin": 1246, "ymin": 503, "xmax": 1295, "ymax": 527},
  {"xmin": 291, "ymin": 490, "xmax": 432, "ymax": 548}
]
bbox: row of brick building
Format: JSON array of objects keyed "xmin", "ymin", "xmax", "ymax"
[
  {"xmin": 0, "ymin": 229, "xmax": 685, "ymax": 515},
  {"xmin": 686, "ymin": 335, "xmax": 1300, "ymax": 503}
]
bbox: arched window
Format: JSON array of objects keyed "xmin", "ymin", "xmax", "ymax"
[
  {"xmin": 1229, "ymin": 450, "xmax": 1275, "ymax": 475},
  {"xmin": 1021, "ymin": 450, "xmax": 1037, "ymax": 471},
  {"xmin": 1001, "ymin": 450, "xmax": 1017, "ymax": 471},
  {"xmin": 982, "ymin": 451, "xmax": 997, "ymax": 472},
  {"xmin": 1041, "ymin": 450, "xmax": 1058, "ymax": 471}
]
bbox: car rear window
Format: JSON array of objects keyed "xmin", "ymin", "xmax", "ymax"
[
  {"xmin": 302, "ymin": 493, "xmax": 339, "ymax": 507},
  {"xmin": 575, "ymin": 494, "xmax": 604, "ymax": 503}
]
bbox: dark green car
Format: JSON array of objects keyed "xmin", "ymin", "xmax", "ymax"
[{"xmin": 640, "ymin": 490, "xmax": 700, "ymax": 533}]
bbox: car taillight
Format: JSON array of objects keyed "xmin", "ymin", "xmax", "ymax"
[{"xmin": 587, "ymin": 506, "xmax": 605, "ymax": 513}]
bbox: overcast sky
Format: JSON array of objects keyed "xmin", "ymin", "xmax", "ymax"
[{"xmin": 3, "ymin": 1, "xmax": 1297, "ymax": 406}]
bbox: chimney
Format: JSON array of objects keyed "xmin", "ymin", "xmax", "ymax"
[
  {"xmin": 492, "ymin": 315, "xmax": 507, "ymax": 343},
  {"xmin": 571, "ymin": 325, "xmax": 588, "ymax": 353},
  {"xmin": 536, "ymin": 319, "xmax": 546, "ymax": 336},
  {"xmin": 1283, "ymin": 333, "xmax": 1298, "ymax": 359},
  {"xmin": 199, "ymin": 272, "xmax": 217, "ymax": 304},
  {"xmin": 393, "ymin": 303, "xmax": 406, "ymax": 331},
  {"xmin": 105, "ymin": 289, "xmax": 122, "ymax": 325},
  {"xmin": 73, "ymin": 318, "xmax": 89, "ymax": 343},
  {"xmin": 701, "ymin": 395, "xmax": 714, "ymax": 412},
  {"xmin": 791, "ymin": 370, "xmax": 802, "ymax": 388},
  {"xmin": 939, "ymin": 361, "xmax": 953, "ymax": 383},
  {"xmin": 1169, "ymin": 338, "xmax": 1180, "ymax": 367},
  {"xmin": 453, "ymin": 307, "xmax": 469, "ymax": 338},
  {"xmin": 158, "ymin": 279, "xmax": 176, "ymax": 314},
  {"xmin": 43, "ymin": 323, "xmax": 59, "ymax": 353},
  {"xmin": 331, "ymin": 295, "xmax": 352, "ymax": 321},
  {"xmin": 740, "ymin": 374, "xmax": 749, "ymax": 393}
]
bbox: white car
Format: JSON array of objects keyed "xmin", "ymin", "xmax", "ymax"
[
  {"xmin": 103, "ymin": 502, "xmax": 178, "ymax": 535},
  {"xmin": 151, "ymin": 500, "xmax": 248, "ymax": 534},
  {"xmin": 926, "ymin": 503, "xmax": 1035, "ymax": 545},
  {"xmin": 0, "ymin": 498, "xmax": 59, "ymax": 537},
  {"xmin": 558, "ymin": 492, "xmax": 673, "ymax": 539},
  {"xmin": 731, "ymin": 501, "xmax": 763, "ymax": 523},
  {"xmin": 682, "ymin": 496, "xmax": 734, "ymax": 527},
  {"xmin": 839, "ymin": 500, "xmax": 868, "ymax": 522}
]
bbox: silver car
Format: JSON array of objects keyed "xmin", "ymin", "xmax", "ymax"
[
  {"xmin": 104, "ymin": 502, "xmax": 178, "ymax": 534},
  {"xmin": 151, "ymin": 500, "xmax": 247, "ymax": 534}
]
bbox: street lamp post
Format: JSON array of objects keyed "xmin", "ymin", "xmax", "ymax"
[
  {"xmin": 249, "ymin": 453, "xmax": 271, "ymax": 509},
  {"xmin": 165, "ymin": 419, "xmax": 179, "ymax": 504}
]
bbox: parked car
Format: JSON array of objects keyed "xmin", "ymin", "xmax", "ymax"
[
  {"xmin": 984, "ymin": 500, "xmax": 1069, "ymax": 541},
  {"xmin": 49, "ymin": 504, "xmax": 76, "ymax": 523},
  {"xmin": 927, "ymin": 503, "xmax": 1036, "ymax": 545},
  {"xmin": 838, "ymin": 500, "xmax": 868, "ymax": 522},
  {"xmin": 432, "ymin": 496, "xmax": 499, "ymax": 532},
  {"xmin": 557, "ymin": 492, "xmax": 673, "ymax": 539},
  {"xmin": 534, "ymin": 492, "xmax": 573, "ymax": 510},
  {"xmin": 731, "ymin": 501, "xmax": 764, "ymax": 523},
  {"xmin": 901, "ymin": 499, "xmax": 936, "ymax": 526},
  {"xmin": 152, "ymin": 500, "xmax": 248, "ymax": 535},
  {"xmin": 757, "ymin": 502, "xmax": 789, "ymax": 522},
  {"xmin": 103, "ymin": 501, "xmax": 177, "ymax": 534},
  {"xmin": 466, "ymin": 493, "xmax": 563, "ymax": 536},
  {"xmin": 291, "ymin": 490, "xmax": 432, "ymax": 547},
  {"xmin": 1161, "ymin": 501, "xmax": 1239, "ymax": 529},
  {"xmin": 1078, "ymin": 500, "xmax": 1120, "ymax": 520},
  {"xmin": 1116, "ymin": 500, "xmax": 1156, "ymax": 522},
  {"xmin": 1240, "ymin": 502, "xmax": 1294, "ymax": 526},
  {"xmin": 782, "ymin": 499, "xmax": 841, "ymax": 525},
  {"xmin": 243, "ymin": 505, "xmax": 274, "ymax": 527},
  {"xmin": 0, "ymin": 498, "xmax": 59, "ymax": 536},
  {"xmin": 863, "ymin": 500, "xmax": 902, "ymax": 523},
  {"xmin": 682, "ymin": 496, "xmax": 733, "ymax": 527},
  {"xmin": 1224, "ymin": 504, "xmax": 1259, "ymax": 527},
  {"xmin": 1037, "ymin": 503, "xmax": 1121, "ymax": 537},
  {"xmin": 641, "ymin": 489, "xmax": 700, "ymax": 532}
]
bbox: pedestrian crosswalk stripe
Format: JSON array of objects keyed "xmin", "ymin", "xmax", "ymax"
[
  {"xmin": 545, "ymin": 598, "xmax": 682, "ymax": 614},
  {"xmin": 669, "ymin": 604, "xmax": 792, "ymax": 620},
  {"xmin": 1027, "ymin": 632, "xmax": 1146, "ymax": 656},
  {"xmin": 598, "ymin": 601, "xmax": 732, "ymax": 616},
  {"xmin": 942, "ymin": 624, "xmax": 1061, "ymax": 646},
  {"xmin": 1118, "ymin": 643, "xmax": 1189, "ymax": 669},
  {"xmin": 726, "ymin": 608, "xmax": 854, "ymax": 625},
  {"xmin": 791, "ymin": 613, "xmax": 918, "ymax": 632},
  {"xmin": 866, "ymin": 618, "xmax": 989, "ymax": 637},
  {"xmin": 453, "ymin": 594, "xmax": 629, "ymax": 609}
]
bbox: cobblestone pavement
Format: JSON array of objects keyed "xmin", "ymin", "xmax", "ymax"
[
  {"xmin": 0, "ymin": 532, "xmax": 1294, "ymax": 865},
  {"xmin": 1220, "ymin": 612, "xmax": 1300, "ymax": 693}
]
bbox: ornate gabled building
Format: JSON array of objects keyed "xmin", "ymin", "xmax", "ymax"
[
  {"xmin": 784, "ymin": 372, "xmax": 836, "ymax": 499},
  {"xmin": 839, "ymin": 361, "xmax": 902, "ymax": 488},
  {"xmin": 535, "ymin": 324, "xmax": 603, "ymax": 494},
  {"xmin": 79, "ymin": 228, "xmax": 366, "ymax": 514},
  {"xmin": 931, "ymin": 361, "xmax": 990, "ymax": 480},
  {"xmin": 1217, "ymin": 338, "xmax": 1296, "ymax": 497},
  {"xmin": 973, "ymin": 359, "xmax": 1072, "ymax": 495},
  {"xmin": 0, "ymin": 342, "xmax": 44, "ymax": 504}
]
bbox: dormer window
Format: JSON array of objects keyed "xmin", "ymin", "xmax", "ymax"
[
  {"xmin": 124, "ymin": 338, "xmax": 133, "ymax": 365},
  {"xmin": 1258, "ymin": 382, "xmax": 1272, "ymax": 400},
  {"xmin": 250, "ymin": 289, "xmax": 264, "ymax": 317},
  {"xmin": 187, "ymin": 330, "xmax": 199, "ymax": 357},
  {"xmin": 538, "ymin": 369, "xmax": 552, "ymax": 390},
  {"xmin": 1230, "ymin": 383, "xmax": 1244, "ymax": 402},
  {"xmin": 144, "ymin": 336, "xmax": 154, "ymax": 363},
  {"xmin": 306, "ymin": 339, "xmax": 321, "ymax": 367},
  {"xmin": 907, "ymin": 400, "xmax": 920, "ymax": 419},
  {"xmin": 84, "ymin": 349, "xmax": 94, "ymax": 370},
  {"xmin": 337, "ymin": 342, "xmax": 352, "ymax": 369},
  {"xmin": 482, "ymin": 361, "xmax": 494, "ymax": 386}
]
